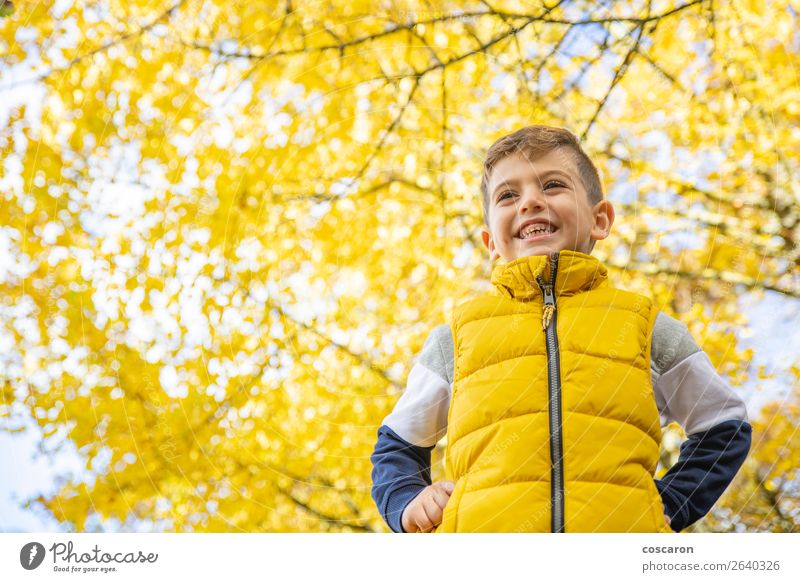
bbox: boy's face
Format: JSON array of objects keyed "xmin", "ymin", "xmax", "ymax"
[{"xmin": 481, "ymin": 147, "xmax": 614, "ymax": 262}]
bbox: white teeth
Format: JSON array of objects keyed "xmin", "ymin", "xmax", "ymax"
[{"xmin": 519, "ymin": 224, "xmax": 554, "ymax": 238}]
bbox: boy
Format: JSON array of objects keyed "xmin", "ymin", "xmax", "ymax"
[{"xmin": 370, "ymin": 125, "xmax": 751, "ymax": 533}]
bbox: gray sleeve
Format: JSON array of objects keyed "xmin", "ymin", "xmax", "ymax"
[
  {"xmin": 380, "ymin": 324, "xmax": 454, "ymax": 447},
  {"xmin": 651, "ymin": 312, "xmax": 749, "ymax": 434},
  {"xmin": 650, "ymin": 311, "xmax": 702, "ymax": 378},
  {"xmin": 418, "ymin": 323, "xmax": 454, "ymax": 385}
]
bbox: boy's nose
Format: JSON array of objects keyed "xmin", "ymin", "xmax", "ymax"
[{"xmin": 518, "ymin": 187, "xmax": 547, "ymax": 214}]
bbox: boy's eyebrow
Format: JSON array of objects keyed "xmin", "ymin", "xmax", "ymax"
[{"xmin": 491, "ymin": 169, "xmax": 574, "ymax": 200}]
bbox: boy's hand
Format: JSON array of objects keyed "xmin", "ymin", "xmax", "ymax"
[
  {"xmin": 664, "ymin": 513, "xmax": 672, "ymax": 529},
  {"xmin": 401, "ymin": 481, "xmax": 455, "ymax": 533}
]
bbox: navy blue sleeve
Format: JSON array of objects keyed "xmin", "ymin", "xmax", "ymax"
[
  {"xmin": 655, "ymin": 419, "xmax": 752, "ymax": 532},
  {"xmin": 370, "ymin": 424, "xmax": 434, "ymax": 532}
]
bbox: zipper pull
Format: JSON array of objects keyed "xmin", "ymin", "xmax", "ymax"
[
  {"xmin": 540, "ymin": 251, "xmax": 560, "ymax": 329},
  {"xmin": 537, "ymin": 274, "xmax": 556, "ymax": 330},
  {"xmin": 541, "ymin": 284, "xmax": 555, "ymax": 330}
]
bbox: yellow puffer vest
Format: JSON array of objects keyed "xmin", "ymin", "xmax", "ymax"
[{"xmin": 435, "ymin": 250, "xmax": 671, "ymax": 533}]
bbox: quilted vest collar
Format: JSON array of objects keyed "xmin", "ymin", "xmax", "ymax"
[{"xmin": 490, "ymin": 250, "xmax": 609, "ymax": 301}]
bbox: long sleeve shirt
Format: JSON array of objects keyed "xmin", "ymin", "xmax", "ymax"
[{"xmin": 371, "ymin": 311, "xmax": 751, "ymax": 533}]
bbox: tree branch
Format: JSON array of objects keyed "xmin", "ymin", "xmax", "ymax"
[
  {"xmin": 580, "ymin": 13, "xmax": 648, "ymax": 140},
  {"xmin": 276, "ymin": 485, "xmax": 376, "ymax": 532}
]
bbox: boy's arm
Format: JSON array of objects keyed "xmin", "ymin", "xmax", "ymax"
[
  {"xmin": 651, "ymin": 312, "xmax": 752, "ymax": 532},
  {"xmin": 371, "ymin": 426, "xmax": 434, "ymax": 533},
  {"xmin": 370, "ymin": 324, "xmax": 453, "ymax": 532}
]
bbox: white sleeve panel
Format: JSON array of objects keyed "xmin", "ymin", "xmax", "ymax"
[
  {"xmin": 654, "ymin": 350, "xmax": 749, "ymax": 435},
  {"xmin": 381, "ymin": 363, "xmax": 452, "ymax": 448}
]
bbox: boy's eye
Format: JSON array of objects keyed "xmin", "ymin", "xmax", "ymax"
[{"xmin": 497, "ymin": 181, "xmax": 565, "ymax": 201}]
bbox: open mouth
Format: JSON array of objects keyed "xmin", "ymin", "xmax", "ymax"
[{"xmin": 516, "ymin": 224, "xmax": 558, "ymax": 242}]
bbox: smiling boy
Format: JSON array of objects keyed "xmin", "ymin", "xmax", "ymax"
[
  {"xmin": 370, "ymin": 125, "xmax": 751, "ymax": 533},
  {"xmin": 481, "ymin": 144, "xmax": 611, "ymax": 261}
]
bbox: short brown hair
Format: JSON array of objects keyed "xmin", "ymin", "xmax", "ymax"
[{"xmin": 480, "ymin": 125, "xmax": 604, "ymax": 226}]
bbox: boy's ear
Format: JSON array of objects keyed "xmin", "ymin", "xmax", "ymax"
[
  {"xmin": 481, "ymin": 227, "xmax": 499, "ymax": 262},
  {"xmin": 590, "ymin": 200, "xmax": 615, "ymax": 243}
]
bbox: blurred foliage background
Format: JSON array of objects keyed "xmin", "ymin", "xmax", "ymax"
[{"xmin": 0, "ymin": 0, "xmax": 798, "ymax": 532}]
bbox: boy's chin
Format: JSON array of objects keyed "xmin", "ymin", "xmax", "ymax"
[
  {"xmin": 506, "ymin": 244, "xmax": 558, "ymax": 261},
  {"xmin": 499, "ymin": 243, "xmax": 593, "ymax": 262},
  {"xmin": 506, "ymin": 240, "xmax": 595, "ymax": 261}
]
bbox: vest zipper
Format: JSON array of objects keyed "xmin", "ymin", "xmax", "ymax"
[{"xmin": 536, "ymin": 252, "xmax": 565, "ymax": 533}]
